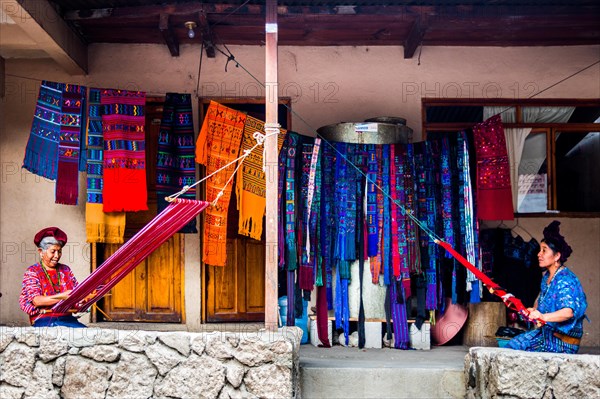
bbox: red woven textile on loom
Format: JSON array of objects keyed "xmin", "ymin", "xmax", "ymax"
[
  {"xmin": 53, "ymin": 199, "xmax": 210, "ymax": 314},
  {"xmin": 195, "ymin": 101, "xmax": 246, "ymax": 266},
  {"xmin": 101, "ymin": 89, "xmax": 148, "ymax": 212},
  {"xmin": 472, "ymin": 115, "xmax": 514, "ymax": 220}
]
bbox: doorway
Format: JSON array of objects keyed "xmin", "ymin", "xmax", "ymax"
[{"xmin": 201, "ymin": 98, "xmax": 291, "ymax": 322}]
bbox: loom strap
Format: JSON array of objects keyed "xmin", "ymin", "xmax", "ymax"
[{"xmin": 435, "ymin": 239, "xmax": 543, "ymax": 326}]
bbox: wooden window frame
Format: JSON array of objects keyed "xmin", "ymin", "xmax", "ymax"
[{"xmin": 422, "ymin": 98, "xmax": 600, "ymax": 217}]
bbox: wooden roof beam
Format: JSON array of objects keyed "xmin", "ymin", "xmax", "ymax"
[
  {"xmin": 198, "ymin": 11, "xmax": 216, "ymax": 58},
  {"xmin": 404, "ymin": 16, "xmax": 425, "ymax": 59},
  {"xmin": 1, "ymin": 0, "xmax": 88, "ymax": 74},
  {"xmin": 159, "ymin": 13, "xmax": 180, "ymax": 57}
]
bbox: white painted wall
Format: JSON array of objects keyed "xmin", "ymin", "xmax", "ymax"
[{"xmin": 1, "ymin": 44, "xmax": 598, "ymax": 346}]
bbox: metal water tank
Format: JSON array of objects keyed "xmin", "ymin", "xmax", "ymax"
[{"xmin": 316, "ymin": 118, "xmax": 412, "ymax": 144}]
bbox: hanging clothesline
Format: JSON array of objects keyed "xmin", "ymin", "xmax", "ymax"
[{"xmin": 166, "ymin": 130, "xmax": 278, "ymax": 206}]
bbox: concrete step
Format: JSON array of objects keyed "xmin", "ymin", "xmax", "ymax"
[{"xmin": 299, "ymin": 345, "xmax": 467, "ymax": 399}]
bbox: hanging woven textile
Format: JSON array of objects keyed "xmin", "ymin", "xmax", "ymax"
[
  {"xmin": 56, "ymin": 83, "xmax": 86, "ymax": 205},
  {"xmin": 319, "ymin": 143, "xmax": 336, "ymax": 306},
  {"xmin": 195, "ymin": 101, "xmax": 246, "ymax": 266},
  {"xmin": 85, "ymin": 88, "xmax": 125, "ymax": 244},
  {"xmin": 156, "ymin": 93, "xmax": 197, "ymax": 233},
  {"xmin": 53, "ymin": 199, "xmax": 210, "ymax": 314},
  {"xmin": 458, "ymin": 132, "xmax": 482, "ymax": 302},
  {"xmin": 236, "ymin": 115, "xmax": 286, "ymax": 240},
  {"xmin": 404, "ymin": 143, "xmax": 421, "ymax": 275},
  {"xmin": 370, "ymin": 145, "xmax": 385, "ymax": 284},
  {"xmin": 472, "ymin": 114, "xmax": 514, "ymax": 220},
  {"xmin": 380, "ymin": 144, "xmax": 392, "ymax": 286},
  {"xmin": 277, "ymin": 132, "xmax": 290, "ymax": 268},
  {"xmin": 101, "ymin": 89, "xmax": 148, "ymax": 212},
  {"xmin": 283, "ymin": 132, "xmax": 300, "ymax": 271},
  {"xmin": 333, "ymin": 142, "xmax": 357, "ymax": 264},
  {"xmin": 390, "ymin": 144, "xmax": 411, "ymax": 296},
  {"xmin": 365, "ymin": 144, "xmax": 379, "ymax": 258},
  {"xmin": 299, "ymin": 138, "xmax": 317, "ymax": 291},
  {"xmin": 23, "ymin": 81, "xmax": 64, "ymax": 180}
]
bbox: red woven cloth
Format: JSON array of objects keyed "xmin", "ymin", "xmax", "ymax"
[
  {"xmin": 53, "ymin": 199, "xmax": 209, "ymax": 313},
  {"xmin": 101, "ymin": 89, "xmax": 148, "ymax": 212},
  {"xmin": 472, "ymin": 115, "xmax": 514, "ymax": 220}
]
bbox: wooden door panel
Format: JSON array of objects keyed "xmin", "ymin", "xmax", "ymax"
[
  {"xmin": 102, "ymin": 244, "xmax": 137, "ymax": 319},
  {"xmin": 100, "ymin": 235, "xmax": 183, "ymax": 322},
  {"xmin": 207, "ymin": 240, "xmax": 240, "ymax": 321},
  {"xmin": 144, "ymin": 238, "xmax": 183, "ymax": 322},
  {"xmin": 206, "ymin": 238, "xmax": 265, "ymax": 322},
  {"xmin": 109, "ymin": 269, "xmax": 137, "ymax": 316},
  {"xmin": 245, "ymin": 241, "xmax": 265, "ymax": 315}
]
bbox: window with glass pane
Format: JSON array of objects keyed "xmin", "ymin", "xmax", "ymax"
[
  {"xmin": 518, "ymin": 131, "xmax": 548, "ymax": 213},
  {"xmin": 555, "ymin": 131, "xmax": 600, "ymax": 212}
]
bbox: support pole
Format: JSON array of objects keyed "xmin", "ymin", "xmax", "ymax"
[{"xmin": 264, "ymin": 0, "xmax": 280, "ymax": 331}]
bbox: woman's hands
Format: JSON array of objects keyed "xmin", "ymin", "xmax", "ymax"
[
  {"xmin": 527, "ymin": 307, "xmax": 574, "ymax": 324},
  {"xmin": 32, "ymin": 290, "xmax": 72, "ymax": 307}
]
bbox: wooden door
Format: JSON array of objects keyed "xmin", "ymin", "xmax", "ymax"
[
  {"xmin": 101, "ymin": 236, "xmax": 183, "ymax": 322},
  {"xmin": 97, "ymin": 98, "xmax": 185, "ymax": 323},
  {"xmin": 206, "ymin": 238, "xmax": 265, "ymax": 322},
  {"xmin": 201, "ymin": 99, "xmax": 290, "ymax": 323}
]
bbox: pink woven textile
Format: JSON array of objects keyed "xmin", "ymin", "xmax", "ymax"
[
  {"xmin": 52, "ymin": 199, "xmax": 209, "ymax": 313},
  {"xmin": 472, "ymin": 115, "xmax": 514, "ymax": 220}
]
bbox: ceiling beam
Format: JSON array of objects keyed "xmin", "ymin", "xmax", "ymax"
[
  {"xmin": 64, "ymin": 3, "xmax": 264, "ymax": 20},
  {"xmin": 159, "ymin": 13, "xmax": 180, "ymax": 57},
  {"xmin": 198, "ymin": 11, "xmax": 216, "ymax": 58},
  {"xmin": 1, "ymin": 0, "xmax": 87, "ymax": 74},
  {"xmin": 404, "ymin": 17, "xmax": 425, "ymax": 59}
]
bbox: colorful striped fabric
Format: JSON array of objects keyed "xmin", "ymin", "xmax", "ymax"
[
  {"xmin": 86, "ymin": 88, "xmax": 104, "ymax": 204},
  {"xmin": 23, "ymin": 81, "xmax": 64, "ymax": 180},
  {"xmin": 156, "ymin": 93, "xmax": 197, "ymax": 233},
  {"xmin": 85, "ymin": 88, "xmax": 125, "ymax": 244},
  {"xmin": 101, "ymin": 89, "xmax": 147, "ymax": 212},
  {"xmin": 284, "ymin": 132, "xmax": 299, "ymax": 271},
  {"xmin": 23, "ymin": 81, "xmax": 86, "ymax": 205},
  {"xmin": 56, "ymin": 83, "xmax": 86, "ymax": 205}
]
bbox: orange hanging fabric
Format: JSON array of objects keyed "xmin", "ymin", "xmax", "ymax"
[{"xmin": 195, "ymin": 101, "xmax": 246, "ymax": 266}]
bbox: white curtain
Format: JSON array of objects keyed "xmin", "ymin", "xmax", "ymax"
[
  {"xmin": 482, "ymin": 106, "xmax": 575, "ymax": 210},
  {"xmin": 521, "ymin": 106, "xmax": 575, "ymax": 123}
]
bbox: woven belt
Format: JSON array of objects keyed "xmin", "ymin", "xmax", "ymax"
[{"xmin": 553, "ymin": 331, "xmax": 581, "ymax": 346}]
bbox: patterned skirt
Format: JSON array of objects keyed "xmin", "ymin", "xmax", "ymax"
[{"xmin": 506, "ymin": 327, "xmax": 579, "ymax": 354}]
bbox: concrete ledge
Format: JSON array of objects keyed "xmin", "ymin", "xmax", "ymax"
[
  {"xmin": 465, "ymin": 347, "xmax": 600, "ymax": 399},
  {"xmin": 0, "ymin": 326, "xmax": 302, "ymax": 399}
]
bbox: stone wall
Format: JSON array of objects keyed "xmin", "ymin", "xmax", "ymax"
[
  {"xmin": 464, "ymin": 347, "xmax": 600, "ymax": 399},
  {"xmin": 0, "ymin": 326, "xmax": 302, "ymax": 399}
]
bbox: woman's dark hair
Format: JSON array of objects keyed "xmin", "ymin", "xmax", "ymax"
[{"xmin": 542, "ymin": 221, "xmax": 572, "ymax": 263}]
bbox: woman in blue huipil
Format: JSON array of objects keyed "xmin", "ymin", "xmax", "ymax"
[{"xmin": 507, "ymin": 221, "xmax": 587, "ymax": 354}]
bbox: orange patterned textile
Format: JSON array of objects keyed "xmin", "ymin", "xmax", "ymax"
[
  {"xmin": 195, "ymin": 101, "xmax": 246, "ymax": 266},
  {"xmin": 236, "ymin": 115, "xmax": 286, "ymax": 240}
]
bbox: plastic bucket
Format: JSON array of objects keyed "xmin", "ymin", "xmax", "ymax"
[{"xmin": 278, "ymin": 296, "xmax": 309, "ymax": 344}]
